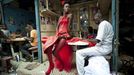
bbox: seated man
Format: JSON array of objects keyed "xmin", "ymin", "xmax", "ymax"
[
  {"xmin": 1, "ymin": 25, "xmax": 11, "ymax": 55},
  {"xmin": 20, "ymin": 23, "xmax": 37, "ymax": 61},
  {"xmin": 76, "ymin": 11, "xmax": 114, "ymax": 75},
  {"xmin": 0, "ymin": 29, "xmax": 10, "ymax": 56},
  {"xmin": 1, "ymin": 24, "xmax": 10, "ymax": 37}
]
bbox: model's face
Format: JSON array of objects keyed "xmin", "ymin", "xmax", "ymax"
[{"xmin": 63, "ymin": 4, "xmax": 70, "ymax": 13}]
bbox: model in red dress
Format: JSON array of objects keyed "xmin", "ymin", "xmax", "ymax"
[{"xmin": 43, "ymin": 2, "xmax": 73, "ymax": 75}]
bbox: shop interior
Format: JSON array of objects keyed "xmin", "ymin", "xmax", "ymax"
[
  {"xmin": 0, "ymin": 0, "xmax": 134, "ymax": 75},
  {"xmin": 118, "ymin": 0, "xmax": 134, "ymax": 75}
]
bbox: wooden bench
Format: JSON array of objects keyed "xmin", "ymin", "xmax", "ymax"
[
  {"xmin": 28, "ymin": 46, "xmax": 38, "ymax": 60},
  {"xmin": 0, "ymin": 56, "xmax": 12, "ymax": 72}
]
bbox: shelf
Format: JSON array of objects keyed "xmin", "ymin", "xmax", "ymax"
[{"xmin": 40, "ymin": 9, "xmax": 59, "ymax": 17}]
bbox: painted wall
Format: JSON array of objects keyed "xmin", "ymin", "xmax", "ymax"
[{"xmin": 3, "ymin": 6, "xmax": 35, "ymax": 33}]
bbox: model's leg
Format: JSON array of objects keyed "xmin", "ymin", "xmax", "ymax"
[
  {"xmin": 45, "ymin": 46, "xmax": 54, "ymax": 75},
  {"xmin": 53, "ymin": 38, "xmax": 66, "ymax": 71}
]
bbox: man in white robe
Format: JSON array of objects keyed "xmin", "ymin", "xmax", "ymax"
[{"xmin": 76, "ymin": 11, "xmax": 114, "ymax": 75}]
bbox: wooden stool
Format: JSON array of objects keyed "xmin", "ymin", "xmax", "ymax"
[
  {"xmin": 28, "ymin": 46, "xmax": 38, "ymax": 60},
  {"xmin": 1, "ymin": 56, "xmax": 12, "ymax": 72}
]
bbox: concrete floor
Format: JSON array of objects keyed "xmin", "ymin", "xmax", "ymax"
[
  {"xmin": 1, "ymin": 59, "xmax": 126, "ymax": 75},
  {"xmin": 1, "ymin": 53, "xmax": 126, "ymax": 75},
  {"xmin": 9, "ymin": 59, "xmax": 77, "ymax": 75}
]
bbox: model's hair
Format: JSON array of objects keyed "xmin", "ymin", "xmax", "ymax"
[{"xmin": 63, "ymin": 1, "xmax": 70, "ymax": 6}]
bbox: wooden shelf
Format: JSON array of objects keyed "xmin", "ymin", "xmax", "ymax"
[{"xmin": 40, "ymin": 9, "xmax": 59, "ymax": 17}]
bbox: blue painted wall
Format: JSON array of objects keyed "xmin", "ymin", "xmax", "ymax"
[{"xmin": 3, "ymin": 6, "xmax": 35, "ymax": 33}]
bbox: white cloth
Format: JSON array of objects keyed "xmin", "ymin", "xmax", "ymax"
[
  {"xmin": 76, "ymin": 20, "xmax": 114, "ymax": 75},
  {"xmin": 84, "ymin": 56, "xmax": 111, "ymax": 75}
]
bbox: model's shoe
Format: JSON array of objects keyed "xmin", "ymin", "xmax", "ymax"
[{"xmin": 45, "ymin": 63, "xmax": 54, "ymax": 75}]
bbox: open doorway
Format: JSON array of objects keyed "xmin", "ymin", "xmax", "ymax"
[{"xmin": 119, "ymin": 0, "xmax": 134, "ymax": 74}]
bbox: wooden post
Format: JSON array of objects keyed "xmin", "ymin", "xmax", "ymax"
[
  {"xmin": 0, "ymin": 1, "xmax": 4, "ymax": 24},
  {"xmin": 34, "ymin": 0, "xmax": 43, "ymax": 63},
  {"xmin": 112, "ymin": 0, "xmax": 119, "ymax": 74}
]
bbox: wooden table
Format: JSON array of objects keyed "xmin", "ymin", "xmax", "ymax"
[
  {"xmin": 68, "ymin": 41, "xmax": 89, "ymax": 51},
  {"xmin": 10, "ymin": 37, "xmax": 26, "ymax": 59},
  {"xmin": 10, "ymin": 37, "xmax": 25, "ymax": 42}
]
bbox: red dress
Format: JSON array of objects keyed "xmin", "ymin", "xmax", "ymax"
[
  {"xmin": 42, "ymin": 16, "xmax": 96, "ymax": 72},
  {"xmin": 43, "ymin": 16, "xmax": 70, "ymax": 52},
  {"xmin": 43, "ymin": 16, "xmax": 73, "ymax": 72}
]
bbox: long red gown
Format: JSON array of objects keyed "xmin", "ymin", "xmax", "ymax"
[
  {"xmin": 42, "ymin": 16, "xmax": 96, "ymax": 72},
  {"xmin": 43, "ymin": 16, "xmax": 73, "ymax": 72}
]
